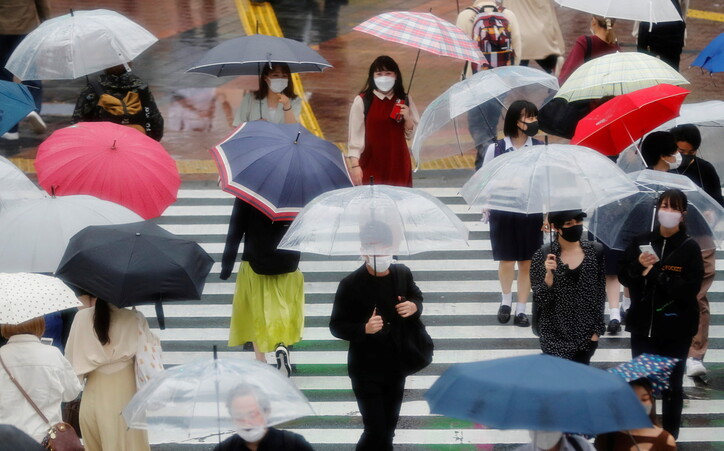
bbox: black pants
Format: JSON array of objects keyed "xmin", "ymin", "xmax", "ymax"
[
  {"xmin": 520, "ymin": 55, "xmax": 558, "ymax": 74},
  {"xmin": 351, "ymin": 376, "xmax": 406, "ymax": 451},
  {"xmin": 571, "ymin": 340, "xmax": 599, "ymax": 365},
  {"xmin": 631, "ymin": 334, "xmax": 691, "ymax": 439},
  {"xmin": 637, "ymin": 21, "xmax": 685, "ymax": 71}
]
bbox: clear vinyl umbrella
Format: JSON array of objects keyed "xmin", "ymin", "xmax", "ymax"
[
  {"xmin": 588, "ymin": 170, "xmax": 724, "ymax": 251},
  {"xmin": 460, "ymin": 143, "xmax": 639, "ymax": 214},
  {"xmin": 554, "ymin": 0, "xmax": 683, "ymax": 23},
  {"xmin": 278, "ymin": 184, "xmax": 469, "ymax": 256},
  {"xmin": 0, "ymin": 156, "xmax": 45, "ymax": 209},
  {"xmin": 122, "ymin": 355, "xmax": 314, "ymax": 443},
  {"xmin": 410, "ymin": 66, "xmax": 558, "ymax": 167},
  {"xmin": 5, "ymin": 9, "xmax": 157, "ymax": 81}
]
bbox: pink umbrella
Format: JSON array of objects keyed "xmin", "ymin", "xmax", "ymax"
[{"xmin": 35, "ymin": 122, "xmax": 180, "ymax": 219}]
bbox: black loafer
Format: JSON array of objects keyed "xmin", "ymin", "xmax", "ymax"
[
  {"xmin": 514, "ymin": 313, "xmax": 530, "ymax": 327},
  {"xmin": 607, "ymin": 319, "xmax": 621, "ymax": 335},
  {"xmin": 497, "ymin": 304, "xmax": 512, "ymax": 323}
]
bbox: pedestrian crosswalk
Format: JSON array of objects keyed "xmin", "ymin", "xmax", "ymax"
[{"xmin": 142, "ymin": 185, "xmax": 724, "ymax": 450}]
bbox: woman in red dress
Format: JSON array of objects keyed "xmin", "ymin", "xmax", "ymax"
[{"xmin": 346, "ymin": 55, "xmax": 419, "ymax": 187}]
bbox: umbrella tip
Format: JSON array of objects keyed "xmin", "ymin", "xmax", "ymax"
[
  {"xmin": 69, "ymin": 8, "xmax": 74, "ymax": 16},
  {"xmin": 294, "ymin": 131, "xmax": 301, "ymax": 144},
  {"xmin": 135, "ymin": 232, "xmax": 141, "ymax": 236},
  {"xmin": 111, "ymin": 139, "xmax": 117, "ymax": 150},
  {"xmin": 369, "ymin": 176, "xmax": 374, "ymax": 186},
  {"xmin": 50, "ymin": 186, "xmax": 57, "ymax": 198},
  {"xmin": 545, "ymin": 135, "xmax": 549, "ymax": 146},
  {"xmin": 213, "ymin": 344, "xmax": 218, "ymax": 360}
]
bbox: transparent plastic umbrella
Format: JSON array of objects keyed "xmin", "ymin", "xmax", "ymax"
[
  {"xmin": 460, "ymin": 144, "xmax": 639, "ymax": 214},
  {"xmin": 277, "ymin": 184, "xmax": 469, "ymax": 256},
  {"xmin": 122, "ymin": 356, "xmax": 314, "ymax": 443},
  {"xmin": 410, "ymin": 66, "xmax": 558, "ymax": 167},
  {"xmin": 554, "ymin": 0, "xmax": 683, "ymax": 23},
  {"xmin": 588, "ymin": 170, "xmax": 724, "ymax": 251},
  {"xmin": 5, "ymin": 9, "xmax": 157, "ymax": 80},
  {"xmin": 0, "ymin": 156, "xmax": 45, "ymax": 209}
]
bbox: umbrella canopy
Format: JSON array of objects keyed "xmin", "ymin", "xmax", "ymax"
[
  {"xmin": 55, "ymin": 221, "xmax": 214, "ymax": 309},
  {"xmin": 0, "ymin": 195, "xmax": 142, "ymax": 273},
  {"xmin": 278, "ymin": 184, "xmax": 469, "ymax": 256},
  {"xmin": 0, "ymin": 273, "xmax": 82, "ymax": 325},
  {"xmin": 588, "ymin": 170, "xmax": 724, "ymax": 251},
  {"xmin": 210, "ymin": 121, "xmax": 352, "ymax": 221},
  {"xmin": 608, "ymin": 354, "xmax": 679, "ymax": 396},
  {"xmin": 425, "ymin": 354, "xmax": 652, "ymax": 434},
  {"xmin": 0, "ymin": 156, "xmax": 45, "ymax": 207},
  {"xmin": 571, "ymin": 84, "xmax": 690, "ymax": 156},
  {"xmin": 354, "ymin": 12, "xmax": 485, "ymax": 64},
  {"xmin": 0, "ymin": 81, "xmax": 36, "ymax": 136},
  {"xmin": 186, "ymin": 34, "xmax": 332, "ymax": 77},
  {"xmin": 460, "ymin": 144, "xmax": 639, "ymax": 214},
  {"xmin": 5, "ymin": 9, "xmax": 157, "ymax": 81},
  {"xmin": 691, "ymin": 32, "xmax": 724, "ymax": 74},
  {"xmin": 122, "ymin": 357, "xmax": 313, "ymax": 442},
  {"xmin": 556, "ymin": 52, "xmax": 689, "ymax": 103},
  {"xmin": 554, "ymin": 0, "xmax": 683, "ymax": 23},
  {"xmin": 35, "ymin": 122, "xmax": 181, "ymax": 220},
  {"xmin": 0, "ymin": 425, "xmax": 46, "ymax": 451},
  {"xmin": 410, "ymin": 66, "xmax": 559, "ymax": 166}
]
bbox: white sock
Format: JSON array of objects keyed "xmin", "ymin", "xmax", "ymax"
[
  {"xmin": 515, "ymin": 302, "xmax": 526, "ymax": 315},
  {"xmin": 622, "ymin": 296, "xmax": 631, "ymax": 311},
  {"xmin": 501, "ymin": 292, "xmax": 513, "ymax": 307},
  {"xmin": 610, "ymin": 307, "xmax": 621, "ymax": 322}
]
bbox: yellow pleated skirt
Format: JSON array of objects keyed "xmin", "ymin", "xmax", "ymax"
[{"xmin": 228, "ymin": 261, "xmax": 304, "ymax": 352}]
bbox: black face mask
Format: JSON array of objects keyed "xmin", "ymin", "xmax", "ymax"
[
  {"xmin": 520, "ymin": 120, "xmax": 539, "ymax": 137},
  {"xmin": 680, "ymin": 154, "xmax": 695, "ymax": 168},
  {"xmin": 559, "ymin": 224, "xmax": 583, "ymax": 242}
]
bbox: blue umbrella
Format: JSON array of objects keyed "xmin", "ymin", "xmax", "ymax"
[
  {"xmin": 692, "ymin": 32, "xmax": 724, "ymax": 74},
  {"xmin": 0, "ymin": 80, "xmax": 35, "ymax": 136},
  {"xmin": 210, "ymin": 121, "xmax": 353, "ymax": 220},
  {"xmin": 425, "ymin": 354, "xmax": 652, "ymax": 435},
  {"xmin": 608, "ymin": 354, "xmax": 679, "ymax": 396}
]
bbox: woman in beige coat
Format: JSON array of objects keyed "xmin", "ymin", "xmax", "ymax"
[
  {"xmin": 505, "ymin": 0, "xmax": 565, "ymax": 74},
  {"xmin": 65, "ymin": 294, "xmax": 151, "ymax": 451}
]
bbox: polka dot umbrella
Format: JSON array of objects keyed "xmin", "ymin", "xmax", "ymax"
[
  {"xmin": 0, "ymin": 273, "xmax": 81, "ymax": 325},
  {"xmin": 608, "ymin": 353, "xmax": 679, "ymax": 396}
]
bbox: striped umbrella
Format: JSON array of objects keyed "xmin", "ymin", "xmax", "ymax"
[{"xmin": 556, "ymin": 52, "xmax": 689, "ymax": 102}]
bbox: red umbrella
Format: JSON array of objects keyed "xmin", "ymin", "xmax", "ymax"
[
  {"xmin": 35, "ymin": 122, "xmax": 180, "ymax": 219},
  {"xmin": 571, "ymin": 84, "xmax": 690, "ymax": 156}
]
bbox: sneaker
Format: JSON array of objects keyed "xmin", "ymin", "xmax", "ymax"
[
  {"xmin": 1, "ymin": 132, "xmax": 19, "ymax": 140},
  {"xmin": 607, "ymin": 319, "xmax": 621, "ymax": 335},
  {"xmin": 25, "ymin": 111, "xmax": 46, "ymax": 134},
  {"xmin": 497, "ymin": 304, "xmax": 511, "ymax": 324},
  {"xmin": 513, "ymin": 313, "xmax": 530, "ymax": 327},
  {"xmin": 275, "ymin": 343, "xmax": 292, "ymax": 378},
  {"xmin": 686, "ymin": 357, "xmax": 707, "ymax": 378}
]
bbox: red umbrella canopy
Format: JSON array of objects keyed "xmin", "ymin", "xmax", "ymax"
[
  {"xmin": 35, "ymin": 122, "xmax": 181, "ymax": 219},
  {"xmin": 571, "ymin": 84, "xmax": 690, "ymax": 156}
]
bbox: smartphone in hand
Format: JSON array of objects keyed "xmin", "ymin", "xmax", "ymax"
[{"xmin": 639, "ymin": 244, "xmax": 660, "ymax": 262}]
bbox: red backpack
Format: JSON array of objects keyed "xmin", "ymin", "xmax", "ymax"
[{"xmin": 470, "ymin": 5, "xmax": 514, "ymax": 72}]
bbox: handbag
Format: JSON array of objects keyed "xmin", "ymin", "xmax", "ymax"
[
  {"xmin": 133, "ymin": 308, "xmax": 164, "ymax": 389},
  {"xmin": 62, "ymin": 397, "xmax": 82, "ymax": 439},
  {"xmin": 391, "ymin": 266, "xmax": 434, "ymax": 375},
  {"xmin": 0, "ymin": 354, "xmax": 84, "ymax": 451}
]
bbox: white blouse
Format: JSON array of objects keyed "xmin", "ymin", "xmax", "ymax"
[{"xmin": 232, "ymin": 92, "xmax": 302, "ymax": 126}]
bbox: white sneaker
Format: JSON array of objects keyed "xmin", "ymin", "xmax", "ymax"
[
  {"xmin": 275, "ymin": 344, "xmax": 291, "ymax": 378},
  {"xmin": 1, "ymin": 132, "xmax": 19, "ymax": 140},
  {"xmin": 25, "ymin": 111, "xmax": 47, "ymax": 134},
  {"xmin": 686, "ymin": 357, "xmax": 707, "ymax": 377}
]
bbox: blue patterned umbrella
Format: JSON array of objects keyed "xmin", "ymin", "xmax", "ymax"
[{"xmin": 608, "ymin": 353, "xmax": 679, "ymax": 395}]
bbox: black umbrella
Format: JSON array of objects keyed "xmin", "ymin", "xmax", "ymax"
[
  {"xmin": 0, "ymin": 425, "xmax": 46, "ymax": 451},
  {"xmin": 55, "ymin": 221, "xmax": 214, "ymax": 328}
]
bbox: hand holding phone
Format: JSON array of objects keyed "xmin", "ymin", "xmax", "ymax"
[{"xmin": 639, "ymin": 244, "xmax": 659, "ymax": 266}]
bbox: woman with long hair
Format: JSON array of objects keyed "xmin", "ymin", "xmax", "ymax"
[
  {"xmin": 619, "ymin": 189, "xmax": 704, "ymax": 439},
  {"xmin": 558, "ymin": 15, "xmax": 619, "ymax": 84},
  {"xmin": 65, "ymin": 293, "xmax": 153, "ymax": 451},
  {"xmin": 346, "ymin": 55, "xmax": 419, "ymax": 187},
  {"xmin": 232, "ymin": 62, "xmax": 301, "ymax": 126}
]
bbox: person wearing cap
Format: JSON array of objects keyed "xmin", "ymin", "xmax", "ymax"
[{"xmin": 530, "ymin": 210, "xmax": 605, "ymax": 364}]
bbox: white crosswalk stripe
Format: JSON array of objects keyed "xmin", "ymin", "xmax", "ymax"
[{"xmin": 146, "ymin": 187, "xmax": 724, "ymax": 449}]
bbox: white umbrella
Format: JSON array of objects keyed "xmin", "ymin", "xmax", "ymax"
[
  {"xmin": 0, "ymin": 156, "xmax": 45, "ymax": 207},
  {"xmin": 0, "ymin": 273, "xmax": 81, "ymax": 325},
  {"xmin": 555, "ymin": 52, "xmax": 689, "ymax": 103},
  {"xmin": 5, "ymin": 9, "xmax": 157, "ymax": 81},
  {"xmin": 554, "ymin": 0, "xmax": 683, "ymax": 24},
  {"xmin": 0, "ymin": 195, "xmax": 142, "ymax": 273},
  {"xmin": 278, "ymin": 185, "xmax": 469, "ymax": 256}
]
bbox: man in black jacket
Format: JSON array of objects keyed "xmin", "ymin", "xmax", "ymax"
[{"xmin": 671, "ymin": 124, "xmax": 721, "ymax": 378}]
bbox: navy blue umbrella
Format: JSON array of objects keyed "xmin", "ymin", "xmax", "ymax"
[
  {"xmin": 425, "ymin": 354, "xmax": 652, "ymax": 435},
  {"xmin": 0, "ymin": 80, "xmax": 35, "ymax": 136},
  {"xmin": 210, "ymin": 121, "xmax": 353, "ymax": 220}
]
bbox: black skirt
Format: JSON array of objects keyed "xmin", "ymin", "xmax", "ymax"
[{"xmin": 489, "ymin": 210, "xmax": 543, "ymax": 261}]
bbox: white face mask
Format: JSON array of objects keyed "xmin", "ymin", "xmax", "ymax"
[
  {"xmin": 642, "ymin": 402, "xmax": 653, "ymax": 416},
  {"xmin": 268, "ymin": 78, "xmax": 288, "ymax": 93},
  {"xmin": 666, "ymin": 152, "xmax": 682, "ymax": 170},
  {"xmin": 658, "ymin": 209, "xmax": 682, "ymax": 228},
  {"xmin": 374, "ymin": 75, "xmax": 396, "ymax": 93},
  {"xmin": 364, "ymin": 255, "xmax": 394, "ymax": 273},
  {"xmin": 529, "ymin": 430, "xmax": 563, "ymax": 450},
  {"xmin": 237, "ymin": 426, "xmax": 266, "ymax": 442}
]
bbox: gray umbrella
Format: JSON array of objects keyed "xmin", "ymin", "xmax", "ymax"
[{"xmin": 186, "ymin": 34, "xmax": 332, "ymax": 77}]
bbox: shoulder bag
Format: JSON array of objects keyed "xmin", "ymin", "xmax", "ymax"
[
  {"xmin": 391, "ymin": 266, "xmax": 434, "ymax": 375},
  {"xmin": 0, "ymin": 353, "xmax": 84, "ymax": 451},
  {"xmin": 133, "ymin": 308, "xmax": 164, "ymax": 389}
]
